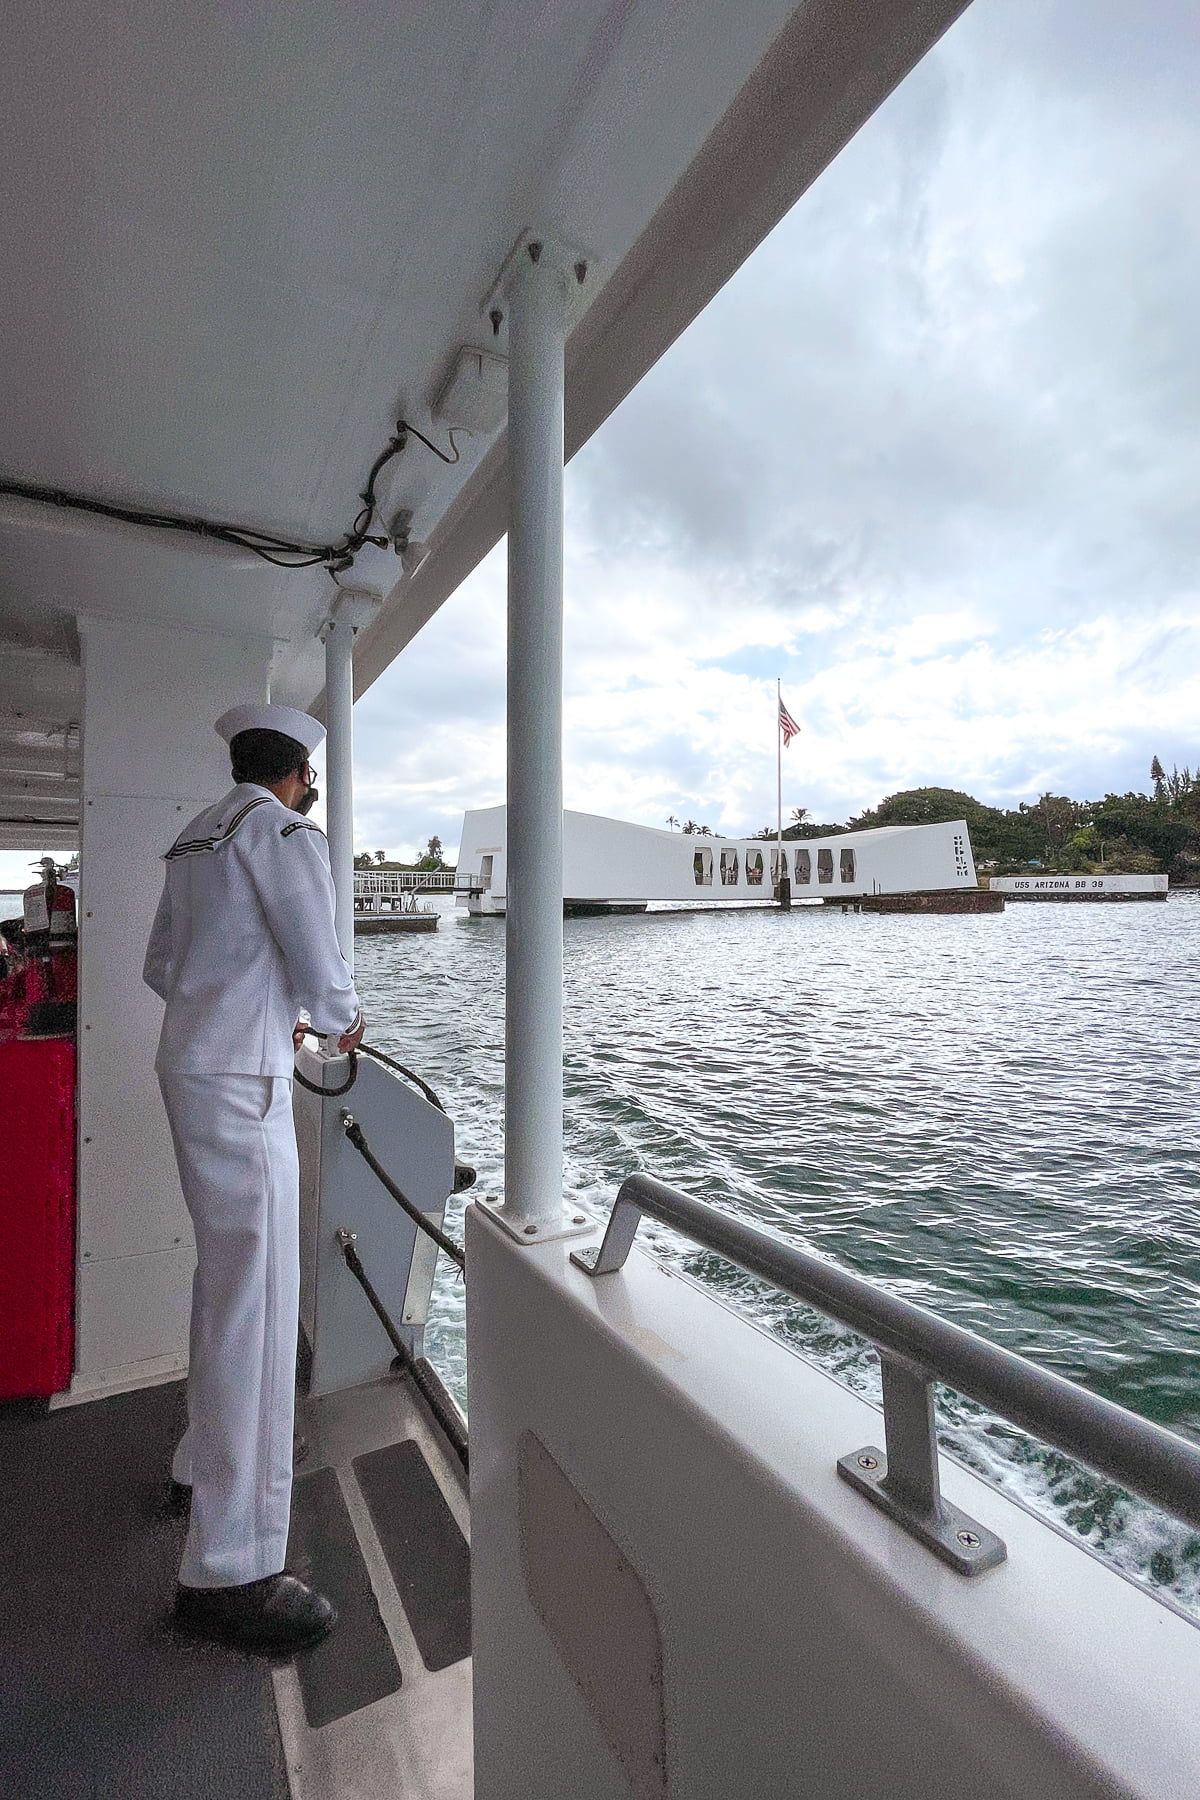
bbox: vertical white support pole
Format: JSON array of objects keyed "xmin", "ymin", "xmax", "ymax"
[
  {"xmin": 502, "ymin": 243, "xmax": 568, "ymax": 1235},
  {"xmin": 323, "ymin": 616, "xmax": 356, "ymax": 969},
  {"xmin": 320, "ymin": 588, "xmax": 382, "ymax": 972}
]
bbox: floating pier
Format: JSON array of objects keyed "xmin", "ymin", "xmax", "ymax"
[
  {"xmin": 354, "ymin": 912, "xmax": 438, "ymax": 934},
  {"xmin": 353, "ymin": 870, "xmax": 444, "ymax": 933},
  {"xmin": 855, "ymin": 889, "xmax": 1004, "ymax": 915}
]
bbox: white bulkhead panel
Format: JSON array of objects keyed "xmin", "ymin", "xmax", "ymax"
[
  {"xmin": 69, "ymin": 616, "xmax": 274, "ymax": 1401},
  {"xmin": 468, "ymin": 1209, "xmax": 1200, "ymax": 1800}
]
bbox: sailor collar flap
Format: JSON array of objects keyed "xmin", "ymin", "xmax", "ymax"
[
  {"xmin": 164, "ymin": 791, "xmax": 276, "ymax": 860},
  {"xmin": 165, "ymin": 789, "xmax": 328, "ymax": 859}
]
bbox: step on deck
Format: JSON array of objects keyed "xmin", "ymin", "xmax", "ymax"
[
  {"xmin": 274, "ymin": 1375, "xmax": 473, "ymax": 1800},
  {"xmin": 1, "ymin": 1373, "xmax": 472, "ymax": 1800}
]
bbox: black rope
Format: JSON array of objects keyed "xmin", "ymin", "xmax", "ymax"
[
  {"xmin": 340, "ymin": 1234, "xmax": 407, "ymax": 1357},
  {"xmin": 338, "ymin": 1235, "xmax": 469, "ymax": 1472},
  {"xmin": 359, "ymin": 1042, "xmax": 446, "ymax": 1113},
  {"xmin": 293, "ymin": 1028, "xmax": 440, "ymax": 1108},
  {"xmin": 293, "ymin": 1046, "xmax": 358, "ymax": 1097},
  {"xmin": 341, "ymin": 1111, "xmax": 466, "ymax": 1275},
  {"xmin": 293, "ymin": 1032, "xmax": 477, "ymax": 1190}
]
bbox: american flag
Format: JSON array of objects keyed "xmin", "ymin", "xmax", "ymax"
[{"xmin": 778, "ymin": 694, "xmax": 801, "ymax": 746}]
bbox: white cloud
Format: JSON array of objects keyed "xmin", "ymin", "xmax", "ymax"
[
  {"xmin": 14, "ymin": 4, "xmax": 1198, "ymax": 885},
  {"xmin": 210, "ymin": 0, "xmax": 1200, "ymax": 862}
]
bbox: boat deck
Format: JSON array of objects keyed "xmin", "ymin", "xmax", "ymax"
[{"xmin": 1, "ymin": 1373, "xmax": 472, "ymax": 1800}]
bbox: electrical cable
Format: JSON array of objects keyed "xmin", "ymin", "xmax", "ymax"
[
  {"xmin": 0, "ymin": 413, "xmax": 467, "ymax": 577},
  {"xmin": 398, "ymin": 421, "xmax": 464, "ymax": 465},
  {"xmin": 0, "ymin": 476, "xmax": 337, "ymax": 568}
]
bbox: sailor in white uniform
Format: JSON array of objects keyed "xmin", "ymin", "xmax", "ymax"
[{"xmin": 143, "ymin": 702, "xmax": 363, "ymax": 1651}]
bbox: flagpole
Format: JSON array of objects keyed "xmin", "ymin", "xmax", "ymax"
[
  {"xmin": 776, "ymin": 679, "xmax": 791, "ymax": 910},
  {"xmin": 776, "ymin": 677, "xmax": 783, "ymax": 852}
]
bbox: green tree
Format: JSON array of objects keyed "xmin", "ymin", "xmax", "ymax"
[
  {"xmin": 756, "ymin": 820, "xmax": 847, "ymax": 840},
  {"xmin": 790, "ymin": 821, "xmax": 848, "ymax": 840},
  {"xmin": 847, "ymin": 786, "xmax": 982, "ymax": 829},
  {"xmin": 1016, "ymin": 794, "xmax": 1092, "ymax": 864},
  {"xmin": 1151, "ymin": 760, "xmax": 1198, "ymax": 806},
  {"xmin": 1091, "ymin": 793, "xmax": 1190, "ymax": 871},
  {"xmin": 415, "ymin": 834, "xmax": 445, "ymax": 871},
  {"xmin": 847, "ymin": 787, "xmax": 1018, "ymax": 858}
]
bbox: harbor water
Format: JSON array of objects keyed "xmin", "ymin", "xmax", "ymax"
[{"xmin": 356, "ymin": 890, "xmax": 1200, "ymax": 1620}]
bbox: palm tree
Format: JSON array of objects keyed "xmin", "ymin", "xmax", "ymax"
[
  {"xmin": 374, "ymin": 850, "xmax": 387, "ymax": 865},
  {"xmin": 665, "ymin": 815, "xmax": 679, "ymax": 832},
  {"xmin": 790, "ymin": 807, "xmax": 810, "ymax": 825}
]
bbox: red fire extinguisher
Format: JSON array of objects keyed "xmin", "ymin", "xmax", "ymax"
[
  {"xmin": 48, "ymin": 872, "xmax": 78, "ymax": 1004},
  {"xmin": 22, "ymin": 858, "xmax": 77, "ymax": 1028}
]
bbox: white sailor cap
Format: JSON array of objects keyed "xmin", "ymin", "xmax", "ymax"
[{"xmin": 214, "ymin": 703, "xmax": 325, "ymax": 756}]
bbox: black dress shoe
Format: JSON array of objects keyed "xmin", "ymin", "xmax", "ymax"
[
  {"xmin": 164, "ymin": 1479, "xmax": 192, "ymax": 1516},
  {"xmin": 174, "ymin": 1572, "xmax": 336, "ymax": 1652}
]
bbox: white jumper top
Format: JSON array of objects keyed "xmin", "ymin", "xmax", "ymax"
[{"xmin": 143, "ymin": 784, "xmax": 362, "ymax": 1076}]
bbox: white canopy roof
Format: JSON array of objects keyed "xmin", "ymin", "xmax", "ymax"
[{"xmin": 0, "ymin": 0, "xmax": 967, "ymax": 841}]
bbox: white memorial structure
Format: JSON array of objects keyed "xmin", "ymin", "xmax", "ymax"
[{"xmin": 456, "ymin": 806, "xmax": 978, "ymax": 913}]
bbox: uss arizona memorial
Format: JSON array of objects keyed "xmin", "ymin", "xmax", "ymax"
[{"xmin": 456, "ymin": 805, "xmax": 977, "ymax": 914}]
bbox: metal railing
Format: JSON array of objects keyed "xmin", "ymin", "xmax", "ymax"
[
  {"xmin": 353, "ymin": 870, "xmax": 485, "ymax": 896},
  {"xmin": 354, "ymin": 869, "xmax": 458, "ymax": 893},
  {"xmin": 571, "ymin": 1173, "xmax": 1200, "ymax": 1575}
]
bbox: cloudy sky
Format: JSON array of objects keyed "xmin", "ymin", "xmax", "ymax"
[
  {"xmin": 348, "ymin": 0, "xmax": 1200, "ymax": 863},
  {"xmin": 3, "ymin": 0, "xmax": 1196, "ymax": 891}
]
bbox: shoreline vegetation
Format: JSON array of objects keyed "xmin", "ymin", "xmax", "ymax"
[
  {"xmin": 355, "ymin": 760, "xmax": 1200, "ymax": 887},
  {"xmin": 354, "ymin": 835, "xmax": 450, "ymax": 875},
  {"xmin": 744, "ymin": 758, "xmax": 1199, "ymax": 883}
]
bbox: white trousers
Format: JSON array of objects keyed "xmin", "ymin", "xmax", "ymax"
[{"xmin": 159, "ymin": 1073, "xmax": 300, "ymax": 1588}]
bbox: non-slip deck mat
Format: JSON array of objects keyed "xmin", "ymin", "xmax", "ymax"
[
  {"xmin": 354, "ymin": 1439, "xmax": 472, "ymax": 1671},
  {"xmin": 0, "ymin": 1381, "xmax": 289, "ymax": 1800},
  {"xmin": 288, "ymin": 1465, "xmax": 402, "ymax": 1728}
]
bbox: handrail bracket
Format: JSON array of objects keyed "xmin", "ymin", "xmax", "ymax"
[
  {"xmin": 571, "ymin": 1193, "xmax": 643, "ymax": 1276},
  {"xmin": 572, "ymin": 1172, "xmax": 1200, "ymax": 1575},
  {"xmin": 573, "ymin": 1186, "xmax": 1007, "ymax": 1576},
  {"xmin": 838, "ymin": 1354, "xmax": 1006, "ymax": 1575}
]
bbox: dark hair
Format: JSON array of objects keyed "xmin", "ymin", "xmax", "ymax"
[{"xmin": 230, "ymin": 728, "xmax": 308, "ymax": 786}]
